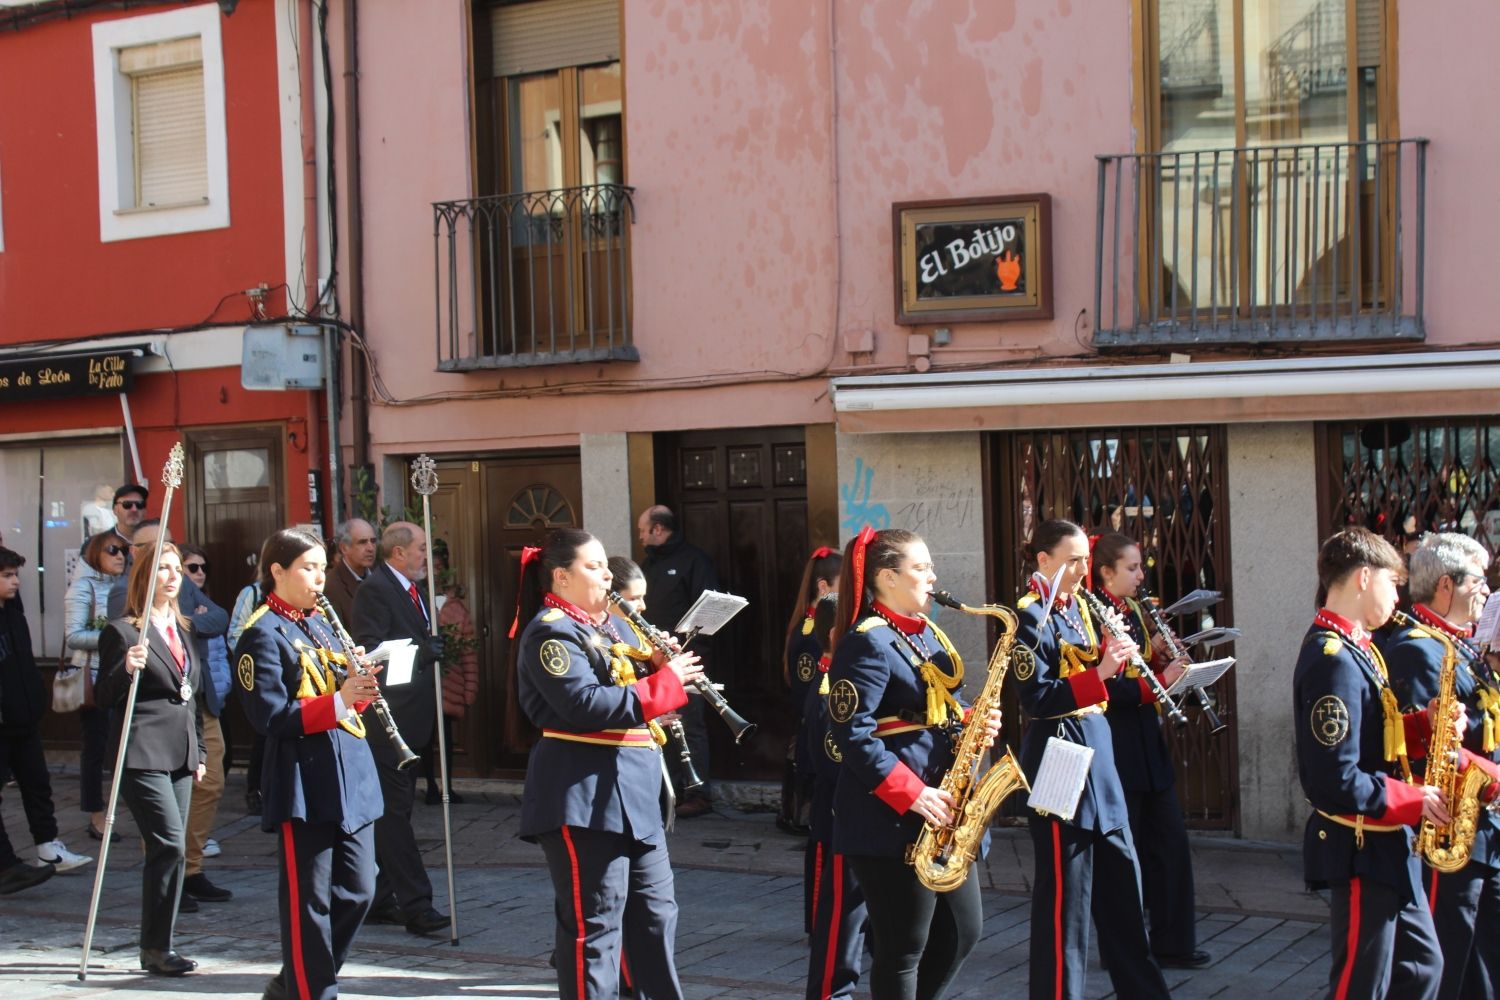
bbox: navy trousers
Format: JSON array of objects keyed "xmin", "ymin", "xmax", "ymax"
[
  {"xmin": 275, "ymin": 818, "xmax": 376, "ymax": 1000},
  {"xmin": 1324, "ymin": 876, "xmax": 1440, "ymax": 1000},
  {"xmin": 1423, "ymin": 860, "xmax": 1497, "ymax": 1000},
  {"xmin": 805, "ymin": 839, "xmax": 867, "ymax": 999}
]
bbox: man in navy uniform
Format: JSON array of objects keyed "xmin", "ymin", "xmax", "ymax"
[{"xmin": 1383, "ymin": 532, "xmax": 1500, "ymax": 999}]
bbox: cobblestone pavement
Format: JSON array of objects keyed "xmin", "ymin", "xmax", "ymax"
[{"xmin": 0, "ymin": 764, "xmax": 1333, "ymax": 998}]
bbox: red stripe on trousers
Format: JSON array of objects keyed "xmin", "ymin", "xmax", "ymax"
[
  {"xmin": 1427, "ymin": 867, "xmax": 1439, "ymax": 914},
  {"xmin": 621, "ymin": 948, "xmax": 632, "ymax": 990},
  {"xmin": 811, "ymin": 841, "xmax": 824, "ymax": 928},
  {"xmin": 560, "ymin": 825, "xmax": 588, "ymax": 999},
  {"xmin": 819, "ymin": 852, "xmax": 845, "ymax": 1000},
  {"xmin": 1052, "ymin": 820, "xmax": 1065, "ymax": 1000},
  {"xmin": 1334, "ymin": 878, "xmax": 1362, "ymax": 1000},
  {"xmin": 281, "ymin": 822, "xmax": 311, "ymax": 1000}
]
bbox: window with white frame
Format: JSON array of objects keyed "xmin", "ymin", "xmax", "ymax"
[{"xmin": 92, "ymin": 4, "xmax": 228, "ymax": 242}]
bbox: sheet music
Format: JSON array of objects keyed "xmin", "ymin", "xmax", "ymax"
[
  {"xmin": 1475, "ymin": 593, "xmax": 1500, "ymax": 649},
  {"xmin": 1181, "ymin": 626, "xmax": 1241, "ymax": 649},
  {"xmin": 365, "ymin": 638, "xmax": 416, "ymax": 685},
  {"xmin": 1164, "ymin": 588, "xmax": 1223, "ymax": 617},
  {"xmin": 673, "ymin": 590, "xmax": 749, "ymax": 636},
  {"xmin": 1163, "ymin": 657, "xmax": 1235, "ymax": 697},
  {"xmin": 1028, "ymin": 737, "xmax": 1093, "ymax": 822}
]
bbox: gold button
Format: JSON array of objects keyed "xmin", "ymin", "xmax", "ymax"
[{"xmin": 1319, "ymin": 830, "xmax": 1327, "ymax": 840}]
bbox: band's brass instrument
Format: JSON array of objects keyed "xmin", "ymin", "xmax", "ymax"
[
  {"xmin": 907, "ymin": 591, "xmax": 1030, "ymax": 892},
  {"xmin": 1138, "ymin": 586, "xmax": 1227, "ymax": 734},
  {"xmin": 1079, "ymin": 588, "xmax": 1189, "ymax": 726},
  {"xmin": 1393, "ymin": 610, "xmax": 1486, "ymax": 872},
  {"xmin": 315, "ymin": 594, "xmax": 421, "ymax": 770},
  {"xmin": 607, "ymin": 590, "xmax": 706, "ymax": 792}
]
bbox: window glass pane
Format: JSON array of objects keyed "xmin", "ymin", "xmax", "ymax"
[
  {"xmin": 1243, "ymin": 0, "xmax": 1347, "ymax": 146},
  {"xmin": 579, "ymin": 62, "xmax": 622, "ymax": 187},
  {"xmin": 508, "ymin": 71, "xmax": 563, "ymax": 193},
  {"xmin": 1159, "ymin": 0, "xmax": 1237, "ymax": 151},
  {"xmin": 204, "ymin": 448, "xmax": 269, "ymax": 489}
]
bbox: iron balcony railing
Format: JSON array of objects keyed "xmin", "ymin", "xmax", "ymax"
[
  {"xmin": 433, "ymin": 183, "xmax": 637, "ymax": 370},
  {"xmin": 1093, "ymin": 138, "xmax": 1427, "ymax": 348}
]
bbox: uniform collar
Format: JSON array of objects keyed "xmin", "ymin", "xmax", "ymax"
[
  {"xmin": 266, "ymin": 591, "xmax": 317, "ymax": 622},
  {"xmin": 817, "ymin": 653, "xmax": 831, "ymax": 672},
  {"xmin": 872, "ymin": 600, "xmax": 926, "ymax": 634},
  {"xmin": 1412, "ymin": 602, "xmax": 1475, "ymax": 639},
  {"xmin": 1098, "ymin": 588, "xmax": 1131, "ymax": 613},
  {"xmin": 1314, "ymin": 608, "xmax": 1371, "ymax": 651},
  {"xmin": 544, "ymin": 592, "xmax": 604, "ymax": 628}
]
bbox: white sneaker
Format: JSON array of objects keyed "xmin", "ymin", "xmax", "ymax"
[
  {"xmin": 35, "ymin": 839, "xmax": 92, "ymax": 873},
  {"xmin": 202, "ymin": 838, "xmax": 221, "ymax": 858}
]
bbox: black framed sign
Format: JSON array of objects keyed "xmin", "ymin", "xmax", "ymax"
[
  {"xmin": 0, "ymin": 351, "xmax": 135, "ymax": 401},
  {"xmin": 893, "ymin": 193, "xmax": 1052, "ymax": 324}
]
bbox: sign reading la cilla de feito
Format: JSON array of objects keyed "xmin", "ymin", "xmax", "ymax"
[{"xmin": 0, "ymin": 351, "xmax": 134, "ymax": 400}]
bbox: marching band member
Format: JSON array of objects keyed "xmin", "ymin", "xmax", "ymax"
[
  {"xmin": 801, "ymin": 592, "xmax": 867, "ymax": 1000},
  {"xmin": 826, "ymin": 526, "xmax": 1000, "ymax": 1000},
  {"xmin": 514, "ymin": 528, "xmax": 703, "ymax": 1000},
  {"xmin": 783, "ymin": 546, "xmax": 843, "ymax": 839},
  {"xmin": 1090, "ymin": 531, "xmax": 1208, "ymax": 968},
  {"xmin": 1014, "ymin": 519, "xmax": 1169, "ymax": 1000},
  {"xmin": 235, "ymin": 528, "xmax": 384, "ymax": 1000},
  {"xmin": 96, "ymin": 542, "xmax": 206, "ymax": 977},
  {"xmin": 1295, "ymin": 527, "xmax": 1448, "ymax": 1000},
  {"xmin": 1383, "ymin": 532, "xmax": 1500, "ymax": 999}
]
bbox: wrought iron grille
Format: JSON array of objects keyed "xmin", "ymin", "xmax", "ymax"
[
  {"xmin": 433, "ymin": 183, "xmax": 637, "ymax": 370},
  {"xmin": 1094, "ymin": 138, "xmax": 1427, "ymax": 347},
  {"xmin": 1318, "ymin": 418, "xmax": 1500, "ymax": 561},
  {"xmin": 990, "ymin": 425, "xmax": 1238, "ymax": 829}
]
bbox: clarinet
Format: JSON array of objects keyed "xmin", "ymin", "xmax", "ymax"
[
  {"xmin": 607, "ymin": 591, "xmax": 758, "ymax": 744},
  {"xmin": 314, "ymin": 594, "xmax": 422, "ymax": 770},
  {"xmin": 1138, "ymin": 587, "xmax": 1227, "ymax": 734},
  {"xmin": 1078, "ymin": 589, "xmax": 1189, "ymax": 726},
  {"xmin": 602, "ymin": 593, "xmax": 704, "ymax": 790}
]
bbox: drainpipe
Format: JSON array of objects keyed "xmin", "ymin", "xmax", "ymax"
[
  {"xmin": 341, "ymin": 0, "xmax": 370, "ymax": 474},
  {"xmin": 299, "ymin": 0, "xmax": 325, "ymax": 532}
]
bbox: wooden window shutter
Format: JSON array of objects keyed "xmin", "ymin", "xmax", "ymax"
[
  {"xmin": 492, "ymin": 0, "xmax": 619, "ymax": 77},
  {"xmin": 133, "ymin": 64, "xmax": 209, "ymax": 207},
  {"xmin": 1356, "ymin": 0, "xmax": 1382, "ymax": 68}
]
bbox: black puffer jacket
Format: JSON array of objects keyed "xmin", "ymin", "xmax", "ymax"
[{"xmin": 0, "ymin": 598, "xmax": 47, "ymax": 727}]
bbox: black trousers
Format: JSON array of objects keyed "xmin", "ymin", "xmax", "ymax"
[
  {"xmin": 371, "ymin": 746, "xmax": 434, "ymax": 917},
  {"xmin": 847, "ymin": 854, "xmax": 981, "ymax": 1000},
  {"xmin": 806, "ymin": 840, "xmax": 867, "ymax": 1000},
  {"xmin": 275, "ymin": 818, "xmax": 375, "ymax": 1000},
  {"xmin": 78, "ymin": 706, "xmax": 110, "ymax": 814},
  {"xmin": 1123, "ymin": 785, "xmax": 1198, "ymax": 957},
  {"xmin": 537, "ymin": 825, "xmax": 682, "ymax": 1000},
  {"xmin": 1424, "ymin": 860, "xmax": 1498, "ymax": 1000},
  {"xmin": 1027, "ymin": 816, "xmax": 1170, "ymax": 1000},
  {"xmin": 1326, "ymin": 876, "xmax": 1441, "ymax": 1000},
  {"xmin": 0, "ymin": 723, "xmax": 58, "ymax": 868},
  {"xmin": 119, "ymin": 768, "xmax": 192, "ymax": 952}
]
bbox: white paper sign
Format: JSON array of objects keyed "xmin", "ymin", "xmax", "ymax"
[{"xmin": 365, "ymin": 638, "xmax": 415, "ymax": 686}]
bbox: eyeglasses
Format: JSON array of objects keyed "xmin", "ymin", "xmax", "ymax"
[
  {"xmin": 117, "ymin": 500, "xmax": 146, "ymax": 511},
  {"xmin": 184, "ymin": 562, "xmax": 207, "ymax": 574},
  {"xmin": 104, "ymin": 545, "xmax": 124, "ymax": 556}
]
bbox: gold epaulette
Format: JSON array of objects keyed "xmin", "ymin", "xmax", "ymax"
[
  {"xmin": 856, "ymin": 616, "xmax": 887, "ymax": 634},
  {"xmin": 540, "ymin": 608, "xmax": 565, "ymax": 623},
  {"xmin": 801, "ymin": 616, "xmax": 815, "ymax": 636},
  {"xmin": 1321, "ymin": 634, "xmax": 1343, "ymax": 656},
  {"xmin": 1407, "ymin": 628, "xmax": 1432, "ymax": 641},
  {"xmin": 243, "ymin": 604, "xmax": 271, "ymax": 631},
  {"xmin": 1017, "ymin": 592, "xmax": 1038, "ymax": 610}
]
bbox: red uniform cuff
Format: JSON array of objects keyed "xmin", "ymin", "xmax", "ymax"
[
  {"xmin": 300, "ymin": 694, "xmax": 336, "ymax": 735},
  {"xmin": 1067, "ymin": 669, "xmax": 1109, "ymax": 708},
  {"xmin": 1376, "ymin": 775, "xmax": 1426, "ymax": 827},
  {"xmin": 873, "ymin": 760, "xmax": 927, "ymax": 815},
  {"xmin": 1460, "ymin": 749, "xmax": 1500, "ymax": 783},
  {"xmin": 1403, "ymin": 711, "xmax": 1432, "ymax": 760},
  {"xmin": 1137, "ymin": 676, "xmax": 1157, "ymax": 704},
  {"xmin": 636, "ymin": 669, "xmax": 689, "ymax": 719}
]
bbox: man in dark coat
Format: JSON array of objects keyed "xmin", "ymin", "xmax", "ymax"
[{"xmin": 352, "ymin": 521, "xmax": 447, "ymax": 935}]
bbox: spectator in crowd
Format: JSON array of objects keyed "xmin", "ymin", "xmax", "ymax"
[
  {"xmin": 64, "ymin": 530, "xmax": 128, "ymax": 842},
  {"xmin": 177, "ymin": 543, "xmax": 233, "ymax": 909},
  {"xmin": 637, "ymin": 504, "xmax": 719, "ymax": 817},
  {"xmin": 425, "ymin": 539, "xmax": 477, "ymax": 805},
  {"xmin": 324, "ymin": 518, "xmax": 378, "ymax": 625},
  {"xmin": 353, "ymin": 522, "xmax": 448, "ymax": 935},
  {"xmin": 110, "ymin": 483, "xmax": 149, "ymax": 546},
  {"xmin": 0, "ymin": 547, "xmax": 91, "ymax": 893},
  {"xmin": 96, "ymin": 543, "xmax": 206, "ymax": 976}
]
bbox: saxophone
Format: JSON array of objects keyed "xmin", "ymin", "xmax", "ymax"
[
  {"xmin": 1398, "ymin": 610, "xmax": 1487, "ymax": 872},
  {"xmin": 906, "ymin": 591, "xmax": 1031, "ymax": 892}
]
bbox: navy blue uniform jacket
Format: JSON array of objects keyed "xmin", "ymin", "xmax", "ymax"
[
  {"xmin": 234, "ymin": 607, "xmax": 383, "ymax": 835},
  {"xmin": 1095, "ymin": 592, "xmax": 1177, "ymax": 794},
  {"xmin": 516, "ymin": 606, "xmax": 689, "ymax": 841},
  {"xmin": 787, "ymin": 611, "xmax": 821, "ymax": 774},
  {"xmin": 1014, "ymin": 592, "xmax": 1130, "ymax": 834}
]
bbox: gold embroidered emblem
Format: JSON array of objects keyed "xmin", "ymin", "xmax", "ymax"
[
  {"xmin": 540, "ymin": 639, "xmax": 571, "ymax": 677},
  {"xmin": 1311, "ymin": 695, "xmax": 1350, "ymax": 747},
  {"xmin": 796, "ymin": 652, "xmax": 816, "ymax": 683},
  {"xmin": 823, "ymin": 730, "xmax": 843, "ymax": 763},
  {"xmin": 828, "ymin": 679, "xmax": 859, "ymax": 723},
  {"xmin": 1012, "ymin": 645, "xmax": 1036, "ymax": 682},
  {"xmin": 237, "ymin": 654, "xmax": 254, "ymax": 692}
]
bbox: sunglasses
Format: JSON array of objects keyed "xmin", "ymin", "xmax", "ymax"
[
  {"xmin": 184, "ymin": 562, "xmax": 207, "ymax": 574},
  {"xmin": 104, "ymin": 545, "xmax": 124, "ymax": 556},
  {"xmin": 117, "ymin": 500, "xmax": 147, "ymax": 511}
]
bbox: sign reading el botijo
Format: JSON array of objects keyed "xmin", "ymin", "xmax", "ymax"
[{"xmin": 894, "ymin": 194, "xmax": 1053, "ymax": 324}]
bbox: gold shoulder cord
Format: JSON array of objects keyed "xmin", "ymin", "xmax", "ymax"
[
  {"xmin": 612, "ymin": 625, "xmax": 668, "ymax": 746},
  {"xmin": 293, "ymin": 643, "xmax": 365, "ymax": 738},
  {"xmin": 921, "ymin": 620, "xmax": 966, "ymax": 727},
  {"xmin": 1059, "ymin": 599, "xmax": 1101, "ymax": 679}
]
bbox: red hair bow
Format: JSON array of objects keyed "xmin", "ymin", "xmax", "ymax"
[
  {"xmin": 848, "ymin": 525, "xmax": 877, "ymax": 625},
  {"xmin": 811, "ymin": 545, "xmax": 835, "ymax": 560},
  {"xmin": 508, "ymin": 545, "xmax": 546, "ymax": 638}
]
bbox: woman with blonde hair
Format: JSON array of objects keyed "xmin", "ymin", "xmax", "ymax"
[{"xmin": 65, "ymin": 530, "xmax": 128, "ymax": 841}]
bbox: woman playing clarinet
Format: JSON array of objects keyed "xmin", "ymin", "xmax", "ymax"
[{"xmin": 514, "ymin": 528, "xmax": 703, "ymax": 1000}]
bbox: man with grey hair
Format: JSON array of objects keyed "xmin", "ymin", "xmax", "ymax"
[
  {"xmin": 1384, "ymin": 531, "xmax": 1500, "ymax": 998},
  {"xmin": 324, "ymin": 518, "xmax": 377, "ymax": 625}
]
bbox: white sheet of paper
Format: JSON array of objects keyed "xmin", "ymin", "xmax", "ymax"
[
  {"xmin": 1163, "ymin": 657, "xmax": 1236, "ymax": 697},
  {"xmin": 1028, "ymin": 736, "xmax": 1093, "ymax": 822},
  {"xmin": 1475, "ymin": 593, "xmax": 1500, "ymax": 648},
  {"xmin": 365, "ymin": 638, "xmax": 416, "ymax": 685},
  {"xmin": 674, "ymin": 590, "xmax": 749, "ymax": 636}
]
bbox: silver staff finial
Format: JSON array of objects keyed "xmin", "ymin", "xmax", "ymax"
[{"xmin": 410, "ymin": 454, "xmax": 439, "ymax": 496}]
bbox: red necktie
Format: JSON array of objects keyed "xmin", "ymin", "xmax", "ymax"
[
  {"xmin": 161, "ymin": 622, "xmax": 185, "ymax": 672},
  {"xmin": 408, "ymin": 583, "xmax": 422, "ymax": 609}
]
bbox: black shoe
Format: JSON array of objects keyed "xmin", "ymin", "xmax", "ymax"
[
  {"xmin": 1155, "ymin": 950, "xmax": 1212, "ymax": 969},
  {"xmin": 675, "ymin": 794, "xmax": 712, "ymax": 819},
  {"xmin": 184, "ymin": 872, "xmax": 233, "ymax": 902},
  {"xmin": 246, "ymin": 790, "xmax": 263, "ymax": 815},
  {"xmin": 365, "ymin": 900, "xmax": 403, "ymax": 925},
  {"xmin": 0, "ymin": 861, "xmax": 54, "ymax": 895},
  {"xmin": 177, "ymin": 888, "xmax": 199, "ymax": 913},
  {"xmin": 405, "ymin": 907, "xmax": 450, "ymax": 935},
  {"xmin": 86, "ymin": 823, "xmax": 122, "ymax": 844},
  {"xmin": 262, "ymin": 973, "xmax": 288, "ymax": 1000},
  {"xmin": 140, "ymin": 949, "xmax": 197, "ymax": 976}
]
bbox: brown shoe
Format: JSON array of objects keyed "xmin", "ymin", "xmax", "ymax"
[{"xmin": 675, "ymin": 795, "xmax": 712, "ymax": 819}]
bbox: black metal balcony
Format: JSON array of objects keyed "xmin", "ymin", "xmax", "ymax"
[
  {"xmin": 433, "ymin": 184, "xmax": 637, "ymax": 370},
  {"xmin": 1093, "ymin": 138, "xmax": 1427, "ymax": 349}
]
